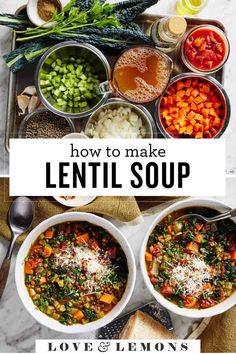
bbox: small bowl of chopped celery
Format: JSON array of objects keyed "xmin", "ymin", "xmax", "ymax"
[
  {"xmin": 85, "ymin": 98, "xmax": 156, "ymax": 138},
  {"xmin": 36, "ymin": 42, "xmax": 111, "ymax": 119}
]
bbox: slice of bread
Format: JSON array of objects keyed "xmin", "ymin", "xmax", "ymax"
[{"xmin": 120, "ymin": 310, "xmax": 176, "ymax": 340}]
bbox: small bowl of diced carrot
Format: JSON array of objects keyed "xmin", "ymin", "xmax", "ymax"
[{"xmin": 156, "ymin": 73, "xmax": 230, "ymax": 139}]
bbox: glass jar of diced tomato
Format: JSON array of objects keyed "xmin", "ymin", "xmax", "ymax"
[{"xmin": 181, "ymin": 25, "xmax": 230, "ymax": 74}]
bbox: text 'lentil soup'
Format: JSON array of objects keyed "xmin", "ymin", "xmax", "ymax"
[
  {"xmin": 24, "ymin": 221, "xmax": 128, "ymax": 325},
  {"xmin": 145, "ymin": 208, "xmax": 236, "ymax": 310}
]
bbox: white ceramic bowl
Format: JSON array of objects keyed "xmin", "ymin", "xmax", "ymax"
[
  {"xmin": 15, "ymin": 212, "xmax": 136, "ymax": 333},
  {"xmin": 140, "ymin": 198, "xmax": 236, "ymax": 318}
]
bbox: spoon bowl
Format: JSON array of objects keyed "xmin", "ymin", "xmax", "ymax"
[
  {"xmin": 0, "ymin": 197, "xmax": 35, "ymax": 301},
  {"xmin": 8, "ymin": 197, "xmax": 35, "ymax": 235}
]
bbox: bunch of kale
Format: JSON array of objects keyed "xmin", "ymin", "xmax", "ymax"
[{"xmin": 0, "ymin": 0, "xmax": 160, "ymax": 72}]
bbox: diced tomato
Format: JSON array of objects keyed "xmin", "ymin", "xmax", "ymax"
[
  {"xmin": 31, "ymin": 245, "xmax": 43, "ymax": 254},
  {"xmin": 28, "ymin": 258, "xmax": 42, "ymax": 268},
  {"xmin": 150, "ymin": 277, "xmax": 158, "ymax": 285},
  {"xmin": 60, "ymin": 242, "xmax": 67, "ymax": 250},
  {"xmin": 160, "ymin": 284, "xmax": 173, "ymax": 297},
  {"xmin": 230, "ymin": 250, "xmax": 236, "ymax": 261},
  {"xmin": 186, "ymin": 241, "xmax": 199, "ymax": 254},
  {"xmin": 107, "ymin": 246, "xmax": 117, "ymax": 259},
  {"xmin": 103, "ymin": 303, "xmax": 113, "ymax": 312},
  {"xmin": 184, "ymin": 28, "xmax": 226, "ymax": 71},
  {"xmin": 24, "ymin": 258, "xmax": 41, "ymax": 274},
  {"xmin": 199, "ymin": 299, "xmax": 216, "ymax": 308},
  {"xmin": 184, "ymin": 296, "xmax": 198, "ymax": 308},
  {"xmin": 150, "ymin": 244, "xmax": 162, "ymax": 255},
  {"xmin": 227, "ymin": 232, "xmax": 236, "ymax": 243}
]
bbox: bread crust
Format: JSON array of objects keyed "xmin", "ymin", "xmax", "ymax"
[{"xmin": 120, "ymin": 310, "xmax": 176, "ymax": 340}]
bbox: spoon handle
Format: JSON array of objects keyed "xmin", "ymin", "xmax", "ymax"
[
  {"xmin": 0, "ymin": 258, "xmax": 11, "ymax": 301},
  {"xmin": 208, "ymin": 209, "xmax": 236, "ymax": 223},
  {"xmin": 230, "ymin": 208, "xmax": 236, "ymax": 218}
]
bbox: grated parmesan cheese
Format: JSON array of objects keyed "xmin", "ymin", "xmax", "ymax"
[
  {"xmin": 54, "ymin": 245, "xmax": 113, "ymax": 295},
  {"xmin": 169, "ymin": 254, "xmax": 212, "ymax": 297}
]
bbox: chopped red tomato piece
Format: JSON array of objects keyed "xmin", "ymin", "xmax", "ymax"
[
  {"xmin": 160, "ymin": 285, "xmax": 173, "ymax": 297},
  {"xmin": 200, "ymin": 299, "xmax": 216, "ymax": 308},
  {"xmin": 230, "ymin": 250, "xmax": 236, "ymax": 261},
  {"xmin": 184, "ymin": 28, "xmax": 226, "ymax": 71}
]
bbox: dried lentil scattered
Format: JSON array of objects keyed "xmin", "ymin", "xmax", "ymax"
[{"xmin": 23, "ymin": 111, "xmax": 73, "ymax": 138}]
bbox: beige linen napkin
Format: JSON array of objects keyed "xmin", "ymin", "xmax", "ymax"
[
  {"xmin": 0, "ymin": 179, "xmax": 141, "ymax": 245},
  {"xmin": 200, "ymin": 306, "xmax": 236, "ymax": 352}
]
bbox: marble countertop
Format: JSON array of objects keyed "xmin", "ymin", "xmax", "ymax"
[
  {"xmin": 0, "ymin": 0, "xmax": 236, "ymax": 174},
  {"xmin": 0, "ymin": 177, "xmax": 236, "ymax": 352}
]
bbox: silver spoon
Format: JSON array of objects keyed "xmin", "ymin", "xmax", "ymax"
[
  {"xmin": 0, "ymin": 197, "xmax": 35, "ymax": 300},
  {"xmin": 176, "ymin": 208, "xmax": 236, "ymax": 224}
]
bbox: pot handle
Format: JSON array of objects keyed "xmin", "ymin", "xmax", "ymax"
[{"xmin": 96, "ymin": 81, "xmax": 113, "ymax": 96}]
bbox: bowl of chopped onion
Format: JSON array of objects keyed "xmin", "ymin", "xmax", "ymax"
[
  {"xmin": 84, "ymin": 98, "xmax": 156, "ymax": 139},
  {"xmin": 140, "ymin": 198, "xmax": 236, "ymax": 318},
  {"xmin": 15, "ymin": 212, "xmax": 136, "ymax": 333}
]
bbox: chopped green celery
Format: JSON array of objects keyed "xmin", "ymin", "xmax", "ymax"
[
  {"xmin": 79, "ymin": 101, "xmax": 88, "ymax": 108},
  {"xmin": 45, "ymin": 58, "xmax": 53, "ymax": 66},
  {"xmin": 40, "ymin": 80, "xmax": 50, "ymax": 86},
  {"xmin": 57, "ymin": 99, "xmax": 66, "ymax": 107},
  {"xmin": 54, "ymin": 89, "xmax": 61, "ymax": 97}
]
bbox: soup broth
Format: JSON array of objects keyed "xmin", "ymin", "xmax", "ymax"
[{"xmin": 113, "ymin": 47, "xmax": 171, "ymax": 103}]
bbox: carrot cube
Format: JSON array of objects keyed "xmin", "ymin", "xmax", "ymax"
[
  {"xmin": 197, "ymin": 103, "xmax": 204, "ymax": 110},
  {"xmin": 186, "ymin": 88, "xmax": 193, "ymax": 96},
  {"xmin": 73, "ymin": 310, "xmax": 84, "ymax": 321},
  {"xmin": 145, "ymin": 252, "xmax": 152, "ymax": 262},
  {"xmin": 190, "ymin": 102, "xmax": 197, "ymax": 110},
  {"xmin": 185, "ymin": 79, "xmax": 192, "ymax": 87},
  {"xmin": 177, "ymin": 90, "xmax": 186, "ymax": 98},
  {"xmin": 176, "ymin": 80, "xmax": 185, "ymax": 90},
  {"xmin": 100, "ymin": 294, "xmax": 115, "ymax": 304},
  {"xmin": 195, "ymin": 132, "xmax": 203, "ymax": 139},
  {"xmin": 187, "ymin": 111, "xmax": 195, "ymax": 120},
  {"xmin": 199, "ymin": 92, "xmax": 208, "ymax": 101},
  {"xmin": 76, "ymin": 233, "xmax": 90, "ymax": 245},
  {"xmin": 192, "ymin": 89, "xmax": 199, "ymax": 98}
]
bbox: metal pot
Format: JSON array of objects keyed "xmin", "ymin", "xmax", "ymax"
[
  {"xmin": 35, "ymin": 42, "xmax": 111, "ymax": 119},
  {"xmin": 84, "ymin": 98, "xmax": 157, "ymax": 139},
  {"xmin": 155, "ymin": 73, "xmax": 231, "ymax": 139}
]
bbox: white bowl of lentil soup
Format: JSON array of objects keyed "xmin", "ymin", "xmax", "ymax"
[
  {"xmin": 15, "ymin": 212, "xmax": 136, "ymax": 333},
  {"xmin": 140, "ymin": 198, "xmax": 236, "ymax": 318}
]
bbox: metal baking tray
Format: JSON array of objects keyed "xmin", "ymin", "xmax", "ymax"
[{"xmin": 5, "ymin": 8, "xmax": 226, "ymax": 152}]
